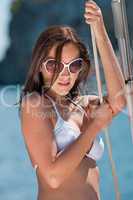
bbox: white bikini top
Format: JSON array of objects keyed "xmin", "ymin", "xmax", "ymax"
[
  {"xmin": 45, "ymin": 94, "xmax": 104, "ymax": 158},
  {"xmin": 34, "ymin": 93, "xmax": 104, "ymax": 171}
]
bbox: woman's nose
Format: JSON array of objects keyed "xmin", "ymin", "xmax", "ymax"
[{"xmin": 60, "ymin": 66, "xmax": 70, "ymax": 76}]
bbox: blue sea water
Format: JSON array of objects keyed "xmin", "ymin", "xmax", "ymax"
[{"xmin": 0, "ymin": 85, "xmax": 133, "ymax": 200}]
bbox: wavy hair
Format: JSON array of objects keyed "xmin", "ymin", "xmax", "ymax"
[{"xmin": 18, "ymin": 25, "xmax": 91, "ymax": 112}]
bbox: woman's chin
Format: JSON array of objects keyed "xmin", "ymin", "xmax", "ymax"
[{"xmin": 57, "ymin": 90, "xmax": 69, "ymax": 96}]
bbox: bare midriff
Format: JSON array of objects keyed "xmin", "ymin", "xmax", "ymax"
[{"xmin": 36, "ymin": 156, "xmax": 101, "ymax": 200}]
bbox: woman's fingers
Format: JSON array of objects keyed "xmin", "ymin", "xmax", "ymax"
[
  {"xmin": 86, "ymin": 100, "xmax": 113, "ymax": 129},
  {"xmin": 90, "ymin": 102, "xmax": 113, "ymax": 119},
  {"xmin": 84, "ymin": 13, "xmax": 101, "ymax": 25},
  {"xmin": 85, "ymin": 4, "xmax": 99, "ymax": 13},
  {"xmin": 84, "ymin": 11, "xmax": 101, "ymax": 19},
  {"xmin": 85, "ymin": 3, "xmax": 99, "ymax": 10},
  {"xmin": 85, "ymin": 0, "xmax": 99, "ymax": 10},
  {"xmin": 85, "ymin": 3, "xmax": 101, "ymax": 15},
  {"xmin": 84, "ymin": 0, "xmax": 103, "ymax": 26}
]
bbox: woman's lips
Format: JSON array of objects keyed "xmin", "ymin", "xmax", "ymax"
[{"xmin": 58, "ymin": 82, "xmax": 70, "ymax": 86}]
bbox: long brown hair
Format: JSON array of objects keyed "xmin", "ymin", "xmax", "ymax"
[{"xmin": 18, "ymin": 25, "xmax": 91, "ymax": 111}]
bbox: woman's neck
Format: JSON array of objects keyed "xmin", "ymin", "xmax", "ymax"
[{"xmin": 45, "ymin": 90, "xmax": 69, "ymax": 105}]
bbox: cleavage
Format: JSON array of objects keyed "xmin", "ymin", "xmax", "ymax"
[{"xmin": 52, "ymin": 102, "xmax": 83, "ymax": 132}]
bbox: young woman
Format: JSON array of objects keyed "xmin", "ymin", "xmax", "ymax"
[{"xmin": 19, "ymin": 1, "xmax": 126, "ymax": 199}]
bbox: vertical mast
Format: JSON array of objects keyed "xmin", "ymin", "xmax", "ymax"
[{"xmin": 111, "ymin": 0, "xmax": 133, "ymax": 142}]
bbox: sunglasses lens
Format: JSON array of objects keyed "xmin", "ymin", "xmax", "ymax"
[
  {"xmin": 45, "ymin": 58, "xmax": 83, "ymax": 74},
  {"xmin": 70, "ymin": 59, "xmax": 83, "ymax": 73},
  {"xmin": 46, "ymin": 60, "xmax": 57, "ymax": 73}
]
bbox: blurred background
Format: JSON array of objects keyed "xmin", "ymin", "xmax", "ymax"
[{"xmin": 0, "ymin": 0, "xmax": 133, "ymax": 199}]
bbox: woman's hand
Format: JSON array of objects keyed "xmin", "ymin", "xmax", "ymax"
[
  {"xmin": 88, "ymin": 100, "xmax": 113, "ymax": 130},
  {"xmin": 84, "ymin": 0, "xmax": 105, "ymax": 36}
]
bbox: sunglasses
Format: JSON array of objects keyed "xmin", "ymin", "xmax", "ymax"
[{"xmin": 42, "ymin": 58, "xmax": 84, "ymax": 74}]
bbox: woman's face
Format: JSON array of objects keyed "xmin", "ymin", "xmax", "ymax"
[{"xmin": 40, "ymin": 42, "xmax": 81, "ymax": 97}]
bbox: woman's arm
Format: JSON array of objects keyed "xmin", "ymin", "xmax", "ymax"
[
  {"xmin": 84, "ymin": 1, "xmax": 126, "ymax": 115},
  {"xmin": 20, "ymin": 93, "xmax": 112, "ymax": 189}
]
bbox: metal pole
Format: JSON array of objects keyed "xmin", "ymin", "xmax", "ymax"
[{"xmin": 111, "ymin": 0, "xmax": 133, "ymax": 143}]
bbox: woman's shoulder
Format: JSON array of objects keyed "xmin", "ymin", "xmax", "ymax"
[
  {"xmin": 20, "ymin": 91, "xmax": 52, "ymax": 115},
  {"xmin": 21, "ymin": 91, "xmax": 50, "ymax": 106}
]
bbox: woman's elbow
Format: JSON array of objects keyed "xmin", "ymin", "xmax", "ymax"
[
  {"xmin": 42, "ymin": 167, "xmax": 62, "ymax": 189},
  {"xmin": 116, "ymin": 96, "xmax": 127, "ymax": 110},
  {"xmin": 48, "ymin": 175, "xmax": 61, "ymax": 189},
  {"xmin": 111, "ymin": 96, "xmax": 127, "ymax": 116}
]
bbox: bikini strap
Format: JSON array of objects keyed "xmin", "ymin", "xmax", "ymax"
[
  {"xmin": 44, "ymin": 93, "xmax": 89, "ymax": 119},
  {"xmin": 44, "ymin": 93, "xmax": 60, "ymax": 118},
  {"xmin": 67, "ymin": 97, "xmax": 89, "ymax": 119}
]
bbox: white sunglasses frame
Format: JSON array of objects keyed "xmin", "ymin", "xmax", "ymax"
[{"xmin": 42, "ymin": 57, "xmax": 84, "ymax": 74}]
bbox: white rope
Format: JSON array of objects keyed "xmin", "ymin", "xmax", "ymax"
[{"xmin": 90, "ymin": 26, "xmax": 121, "ymax": 200}]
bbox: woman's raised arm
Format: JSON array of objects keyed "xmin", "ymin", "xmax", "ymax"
[{"xmin": 84, "ymin": 0, "xmax": 126, "ymax": 115}]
